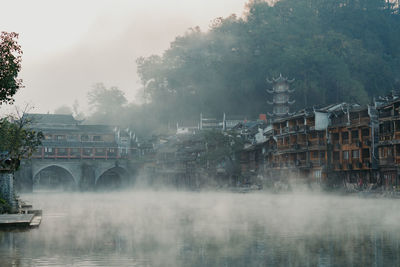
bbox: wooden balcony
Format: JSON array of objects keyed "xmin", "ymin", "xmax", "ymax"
[{"xmin": 380, "ymin": 157, "xmax": 395, "ymax": 165}]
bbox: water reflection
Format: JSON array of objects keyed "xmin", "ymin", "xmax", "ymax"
[{"xmin": 1, "ymin": 191, "xmax": 400, "ymax": 266}]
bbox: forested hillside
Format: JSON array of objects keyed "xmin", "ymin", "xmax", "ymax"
[{"xmin": 137, "ymin": 0, "xmax": 400, "ymax": 122}]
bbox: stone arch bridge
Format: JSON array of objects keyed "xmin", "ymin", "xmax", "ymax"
[{"xmin": 15, "ymin": 158, "xmax": 142, "ymax": 191}]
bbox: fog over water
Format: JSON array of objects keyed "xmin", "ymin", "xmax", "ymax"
[{"xmin": 1, "ymin": 190, "xmax": 400, "ymax": 266}]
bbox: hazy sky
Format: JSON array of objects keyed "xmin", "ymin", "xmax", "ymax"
[{"xmin": 1, "ymin": 0, "xmax": 248, "ymax": 114}]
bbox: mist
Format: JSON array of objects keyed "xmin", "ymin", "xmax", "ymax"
[
  {"xmin": 2, "ymin": 191, "xmax": 400, "ymax": 266},
  {"xmin": 2, "ymin": 0, "xmax": 400, "ymax": 266},
  {"xmin": 0, "ymin": 0, "xmax": 248, "ymax": 114}
]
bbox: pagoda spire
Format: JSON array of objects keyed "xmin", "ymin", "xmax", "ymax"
[{"xmin": 266, "ymin": 74, "xmax": 295, "ymax": 118}]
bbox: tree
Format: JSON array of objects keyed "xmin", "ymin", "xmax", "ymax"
[
  {"xmin": 72, "ymin": 100, "xmax": 85, "ymax": 120},
  {"xmin": 136, "ymin": 0, "xmax": 400, "ymax": 124},
  {"xmin": 86, "ymin": 83, "xmax": 128, "ymax": 125},
  {"xmin": 0, "ymin": 115, "xmax": 43, "ymax": 170},
  {"xmin": 0, "ymin": 33, "xmax": 43, "ymax": 170},
  {"xmin": 54, "ymin": 105, "xmax": 73, "ymax": 115},
  {"xmin": 0, "ymin": 32, "xmax": 23, "ymax": 104}
]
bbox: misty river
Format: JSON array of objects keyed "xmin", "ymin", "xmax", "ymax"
[{"xmin": 1, "ymin": 191, "xmax": 400, "ymax": 266}]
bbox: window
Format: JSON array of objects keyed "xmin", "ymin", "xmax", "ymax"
[
  {"xmin": 362, "ymin": 148, "xmax": 370, "ymax": 158},
  {"xmin": 333, "ymin": 152, "xmax": 340, "ymax": 161},
  {"xmin": 70, "ymin": 148, "xmax": 80, "ymax": 155},
  {"xmin": 312, "ymin": 151, "xmax": 318, "ymax": 158},
  {"xmin": 342, "ymin": 132, "xmax": 349, "ymax": 144},
  {"xmin": 275, "ymin": 94, "xmax": 287, "ymax": 102},
  {"xmin": 379, "ymin": 147, "xmax": 386, "ymax": 158},
  {"xmin": 396, "ymin": 120, "xmax": 400, "ymax": 131},
  {"xmin": 93, "ymin": 136, "xmax": 102, "ymax": 141},
  {"xmin": 83, "ymin": 148, "xmax": 92, "ymax": 156},
  {"xmin": 56, "ymin": 135, "xmax": 65, "ymax": 140},
  {"xmin": 276, "ymin": 84, "xmax": 288, "ymax": 92},
  {"xmin": 332, "ymin": 133, "xmax": 339, "ymax": 141},
  {"xmin": 95, "ymin": 148, "xmax": 105, "ymax": 155},
  {"xmin": 67, "ymin": 135, "xmax": 78, "ymax": 141},
  {"xmin": 352, "ymin": 150, "xmax": 359, "ymax": 159},
  {"xmin": 343, "ymin": 151, "xmax": 349, "ymax": 160},
  {"xmin": 362, "ymin": 128, "xmax": 370, "ymax": 137},
  {"xmin": 275, "ymin": 106, "xmax": 288, "ymax": 114},
  {"xmin": 314, "ymin": 170, "xmax": 322, "ymax": 180},
  {"xmin": 81, "ymin": 135, "xmax": 89, "ymax": 141},
  {"xmin": 351, "ymin": 130, "xmax": 359, "ymax": 140}
]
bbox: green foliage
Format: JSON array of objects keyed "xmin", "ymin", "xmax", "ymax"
[
  {"xmin": 200, "ymin": 130, "xmax": 243, "ymax": 164},
  {"xmin": 0, "ymin": 116, "xmax": 43, "ymax": 170},
  {"xmin": 85, "ymin": 83, "xmax": 128, "ymax": 124},
  {"xmin": 0, "ymin": 32, "xmax": 43, "ymax": 170},
  {"xmin": 85, "ymin": 83, "xmax": 165, "ymax": 136},
  {"xmin": 0, "ymin": 32, "xmax": 23, "ymax": 105},
  {"xmin": 0, "ymin": 197, "xmax": 11, "ymax": 213},
  {"xmin": 137, "ymin": 0, "xmax": 400, "ymax": 123}
]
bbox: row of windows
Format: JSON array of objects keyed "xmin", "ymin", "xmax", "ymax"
[
  {"xmin": 379, "ymin": 146, "xmax": 400, "ymax": 158},
  {"xmin": 278, "ymin": 132, "xmax": 325, "ymax": 144},
  {"xmin": 342, "ymin": 150, "xmax": 359, "ymax": 160},
  {"xmin": 44, "ymin": 135, "xmax": 105, "ymax": 142},
  {"xmin": 42, "ymin": 147, "xmax": 118, "ymax": 154},
  {"xmin": 331, "ymin": 129, "xmax": 370, "ymax": 141}
]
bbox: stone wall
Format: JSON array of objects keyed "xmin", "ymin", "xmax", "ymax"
[{"xmin": 0, "ymin": 172, "xmax": 16, "ymax": 211}]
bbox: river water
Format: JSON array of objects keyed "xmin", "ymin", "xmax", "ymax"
[{"xmin": 1, "ymin": 191, "xmax": 400, "ymax": 266}]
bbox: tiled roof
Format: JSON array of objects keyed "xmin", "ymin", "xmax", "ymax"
[
  {"xmin": 23, "ymin": 113, "xmax": 79, "ymax": 125},
  {"xmin": 78, "ymin": 125, "xmax": 115, "ymax": 133}
]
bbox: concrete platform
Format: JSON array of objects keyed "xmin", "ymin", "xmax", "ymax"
[
  {"xmin": 0, "ymin": 213, "xmax": 42, "ymax": 229},
  {"xmin": 0, "ymin": 214, "xmax": 34, "ymax": 227}
]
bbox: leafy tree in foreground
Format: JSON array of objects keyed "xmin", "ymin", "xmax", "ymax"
[
  {"xmin": 0, "ymin": 32, "xmax": 43, "ymax": 170},
  {"xmin": 0, "ymin": 32, "xmax": 23, "ymax": 105},
  {"xmin": 0, "ymin": 115, "xmax": 43, "ymax": 170}
]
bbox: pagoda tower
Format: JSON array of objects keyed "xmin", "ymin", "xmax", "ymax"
[{"xmin": 267, "ymin": 74, "xmax": 295, "ymax": 118}]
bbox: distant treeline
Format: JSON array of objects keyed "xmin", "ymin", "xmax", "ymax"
[
  {"xmin": 77, "ymin": 0, "xmax": 400, "ymax": 136},
  {"xmin": 136, "ymin": 0, "xmax": 400, "ymax": 122}
]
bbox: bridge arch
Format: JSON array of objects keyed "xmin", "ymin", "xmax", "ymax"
[
  {"xmin": 33, "ymin": 165, "xmax": 77, "ymax": 190},
  {"xmin": 95, "ymin": 166, "xmax": 130, "ymax": 190}
]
